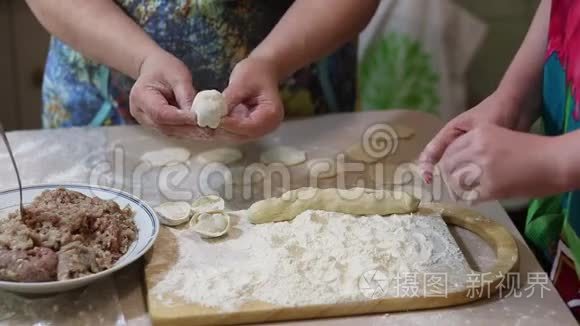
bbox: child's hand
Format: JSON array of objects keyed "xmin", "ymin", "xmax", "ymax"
[
  {"xmin": 436, "ymin": 124, "xmax": 559, "ymax": 202},
  {"xmin": 419, "ymin": 94, "xmax": 519, "ymax": 182},
  {"xmin": 221, "ymin": 57, "xmax": 284, "ymax": 140},
  {"xmin": 129, "ymin": 49, "xmax": 212, "ymax": 140}
]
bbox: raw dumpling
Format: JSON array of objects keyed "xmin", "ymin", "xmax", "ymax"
[
  {"xmin": 189, "ymin": 211, "xmax": 231, "ymax": 238},
  {"xmin": 140, "ymin": 148, "xmax": 191, "ymax": 167},
  {"xmin": 260, "ymin": 146, "xmax": 306, "ymax": 166},
  {"xmin": 191, "ymin": 195, "xmax": 225, "ymax": 214},
  {"xmin": 154, "ymin": 201, "xmax": 192, "ymax": 226},
  {"xmin": 191, "ymin": 90, "xmax": 228, "ymax": 129},
  {"xmin": 197, "ymin": 147, "xmax": 243, "ymax": 165},
  {"xmin": 307, "ymin": 158, "xmax": 338, "ymax": 179}
]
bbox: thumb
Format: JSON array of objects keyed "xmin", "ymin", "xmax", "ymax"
[
  {"xmin": 222, "ymin": 83, "xmax": 252, "ymax": 112},
  {"xmin": 172, "ymin": 80, "xmax": 196, "ymax": 111}
]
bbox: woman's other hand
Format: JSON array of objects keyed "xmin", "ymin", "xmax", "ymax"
[{"xmin": 221, "ymin": 57, "xmax": 284, "ymax": 140}]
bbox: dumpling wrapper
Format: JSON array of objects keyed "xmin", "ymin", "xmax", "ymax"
[
  {"xmin": 344, "ymin": 144, "xmax": 382, "ymax": 163},
  {"xmin": 191, "ymin": 195, "xmax": 225, "ymax": 214},
  {"xmin": 260, "ymin": 146, "xmax": 306, "ymax": 166},
  {"xmin": 391, "ymin": 124, "xmax": 415, "ymax": 139},
  {"xmin": 154, "ymin": 201, "xmax": 192, "ymax": 226},
  {"xmin": 197, "ymin": 147, "xmax": 243, "ymax": 165},
  {"xmin": 140, "ymin": 148, "xmax": 191, "ymax": 167},
  {"xmin": 307, "ymin": 158, "xmax": 338, "ymax": 179},
  {"xmin": 190, "ymin": 211, "xmax": 231, "ymax": 238}
]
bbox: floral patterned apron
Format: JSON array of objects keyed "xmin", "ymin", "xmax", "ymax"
[{"xmin": 41, "ymin": 0, "xmax": 357, "ymax": 128}]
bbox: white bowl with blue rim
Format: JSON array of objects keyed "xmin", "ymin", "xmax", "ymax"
[{"xmin": 0, "ymin": 184, "xmax": 159, "ymax": 294}]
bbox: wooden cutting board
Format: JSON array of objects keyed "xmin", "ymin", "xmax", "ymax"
[{"xmin": 144, "ymin": 203, "xmax": 519, "ymax": 326}]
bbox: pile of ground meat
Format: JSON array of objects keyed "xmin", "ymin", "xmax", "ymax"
[{"xmin": 0, "ymin": 188, "xmax": 137, "ymax": 282}]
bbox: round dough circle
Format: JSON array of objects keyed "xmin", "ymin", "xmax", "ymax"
[
  {"xmin": 197, "ymin": 147, "xmax": 243, "ymax": 165},
  {"xmin": 154, "ymin": 201, "xmax": 192, "ymax": 226},
  {"xmin": 191, "ymin": 90, "xmax": 228, "ymax": 129},
  {"xmin": 191, "ymin": 195, "xmax": 225, "ymax": 214},
  {"xmin": 307, "ymin": 158, "xmax": 338, "ymax": 179},
  {"xmin": 260, "ymin": 146, "xmax": 306, "ymax": 166},
  {"xmin": 140, "ymin": 148, "xmax": 191, "ymax": 167},
  {"xmin": 391, "ymin": 124, "xmax": 415, "ymax": 139}
]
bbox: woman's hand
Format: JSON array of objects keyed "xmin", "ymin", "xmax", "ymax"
[
  {"xmin": 221, "ymin": 57, "xmax": 284, "ymax": 140},
  {"xmin": 130, "ymin": 50, "xmax": 213, "ymax": 139},
  {"xmin": 419, "ymin": 93, "xmax": 520, "ymax": 183},
  {"xmin": 437, "ymin": 124, "xmax": 560, "ymax": 202}
]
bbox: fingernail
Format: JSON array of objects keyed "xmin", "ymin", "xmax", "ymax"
[{"xmin": 423, "ymin": 172, "xmax": 433, "ymax": 184}]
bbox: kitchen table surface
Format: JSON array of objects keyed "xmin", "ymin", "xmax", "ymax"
[{"xmin": 0, "ymin": 111, "xmax": 576, "ymax": 326}]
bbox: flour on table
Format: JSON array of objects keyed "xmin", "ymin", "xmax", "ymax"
[{"xmin": 151, "ymin": 211, "xmax": 470, "ymax": 311}]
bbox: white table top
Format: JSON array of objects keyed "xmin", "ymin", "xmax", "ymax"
[{"xmin": 0, "ymin": 110, "xmax": 575, "ymax": 326}]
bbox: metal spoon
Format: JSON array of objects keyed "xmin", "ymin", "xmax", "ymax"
[{"xmin": 0, "ymin": 122, "xmax": 24, "ymax": 215}]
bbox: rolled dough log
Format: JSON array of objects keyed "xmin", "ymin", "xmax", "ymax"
[
  {"xmin": 260, "ymin": 146, "xmax": 306, "ymax": 166},
  {"xmin": 191, "ymin": 90, "xmax": 227, "ymax": 129},
  {"xmin": 248, "ymin": 187, "xmax": 420, "ymax": 224}
]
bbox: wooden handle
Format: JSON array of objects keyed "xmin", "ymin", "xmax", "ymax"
[{"xmin": 420, "ymin": 203, "xmax": 519, "ymax": 292}]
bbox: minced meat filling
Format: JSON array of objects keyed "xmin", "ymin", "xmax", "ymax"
[{"xmin": 0, "ymin": 188, "xmax": 137, "ymax": 282}]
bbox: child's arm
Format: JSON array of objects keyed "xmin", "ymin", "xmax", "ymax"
[
  {"xmin": 221, "ymin": 0, "xmax": 379, "ymax": 139},
  {"xmin": 416, "ymin": 0, "xmax": 577, "ymax": 202},
  {"xmin": 553, "ymin": 130, "xmax": 580, "ymax": 191},
  {"xmin": 493, "ymin": 0, "xmax": 552, "ymax": 131}
]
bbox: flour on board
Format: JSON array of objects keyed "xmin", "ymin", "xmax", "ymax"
[{"xmin": 151, "ymin": 211, "xmax": 471, "ymax": 311}]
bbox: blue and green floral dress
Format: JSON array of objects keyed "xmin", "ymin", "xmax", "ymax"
[
  {"xmin": 42, "ymin": 0, "xmax": 357, "ymax": 128},
  {"xmin": 525, "ymin": 0, "xmax": 580, "ymax": 318}
]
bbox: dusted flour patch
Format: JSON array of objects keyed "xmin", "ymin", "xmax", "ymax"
[{"xmin": 150, "ymin": 211, "xmax": 470, "ymax": 311}]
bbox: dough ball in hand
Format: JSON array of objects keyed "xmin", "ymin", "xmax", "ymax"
[{"xmin": 191, "ymin": 90, "xmax": 228, "ymax": 129}]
